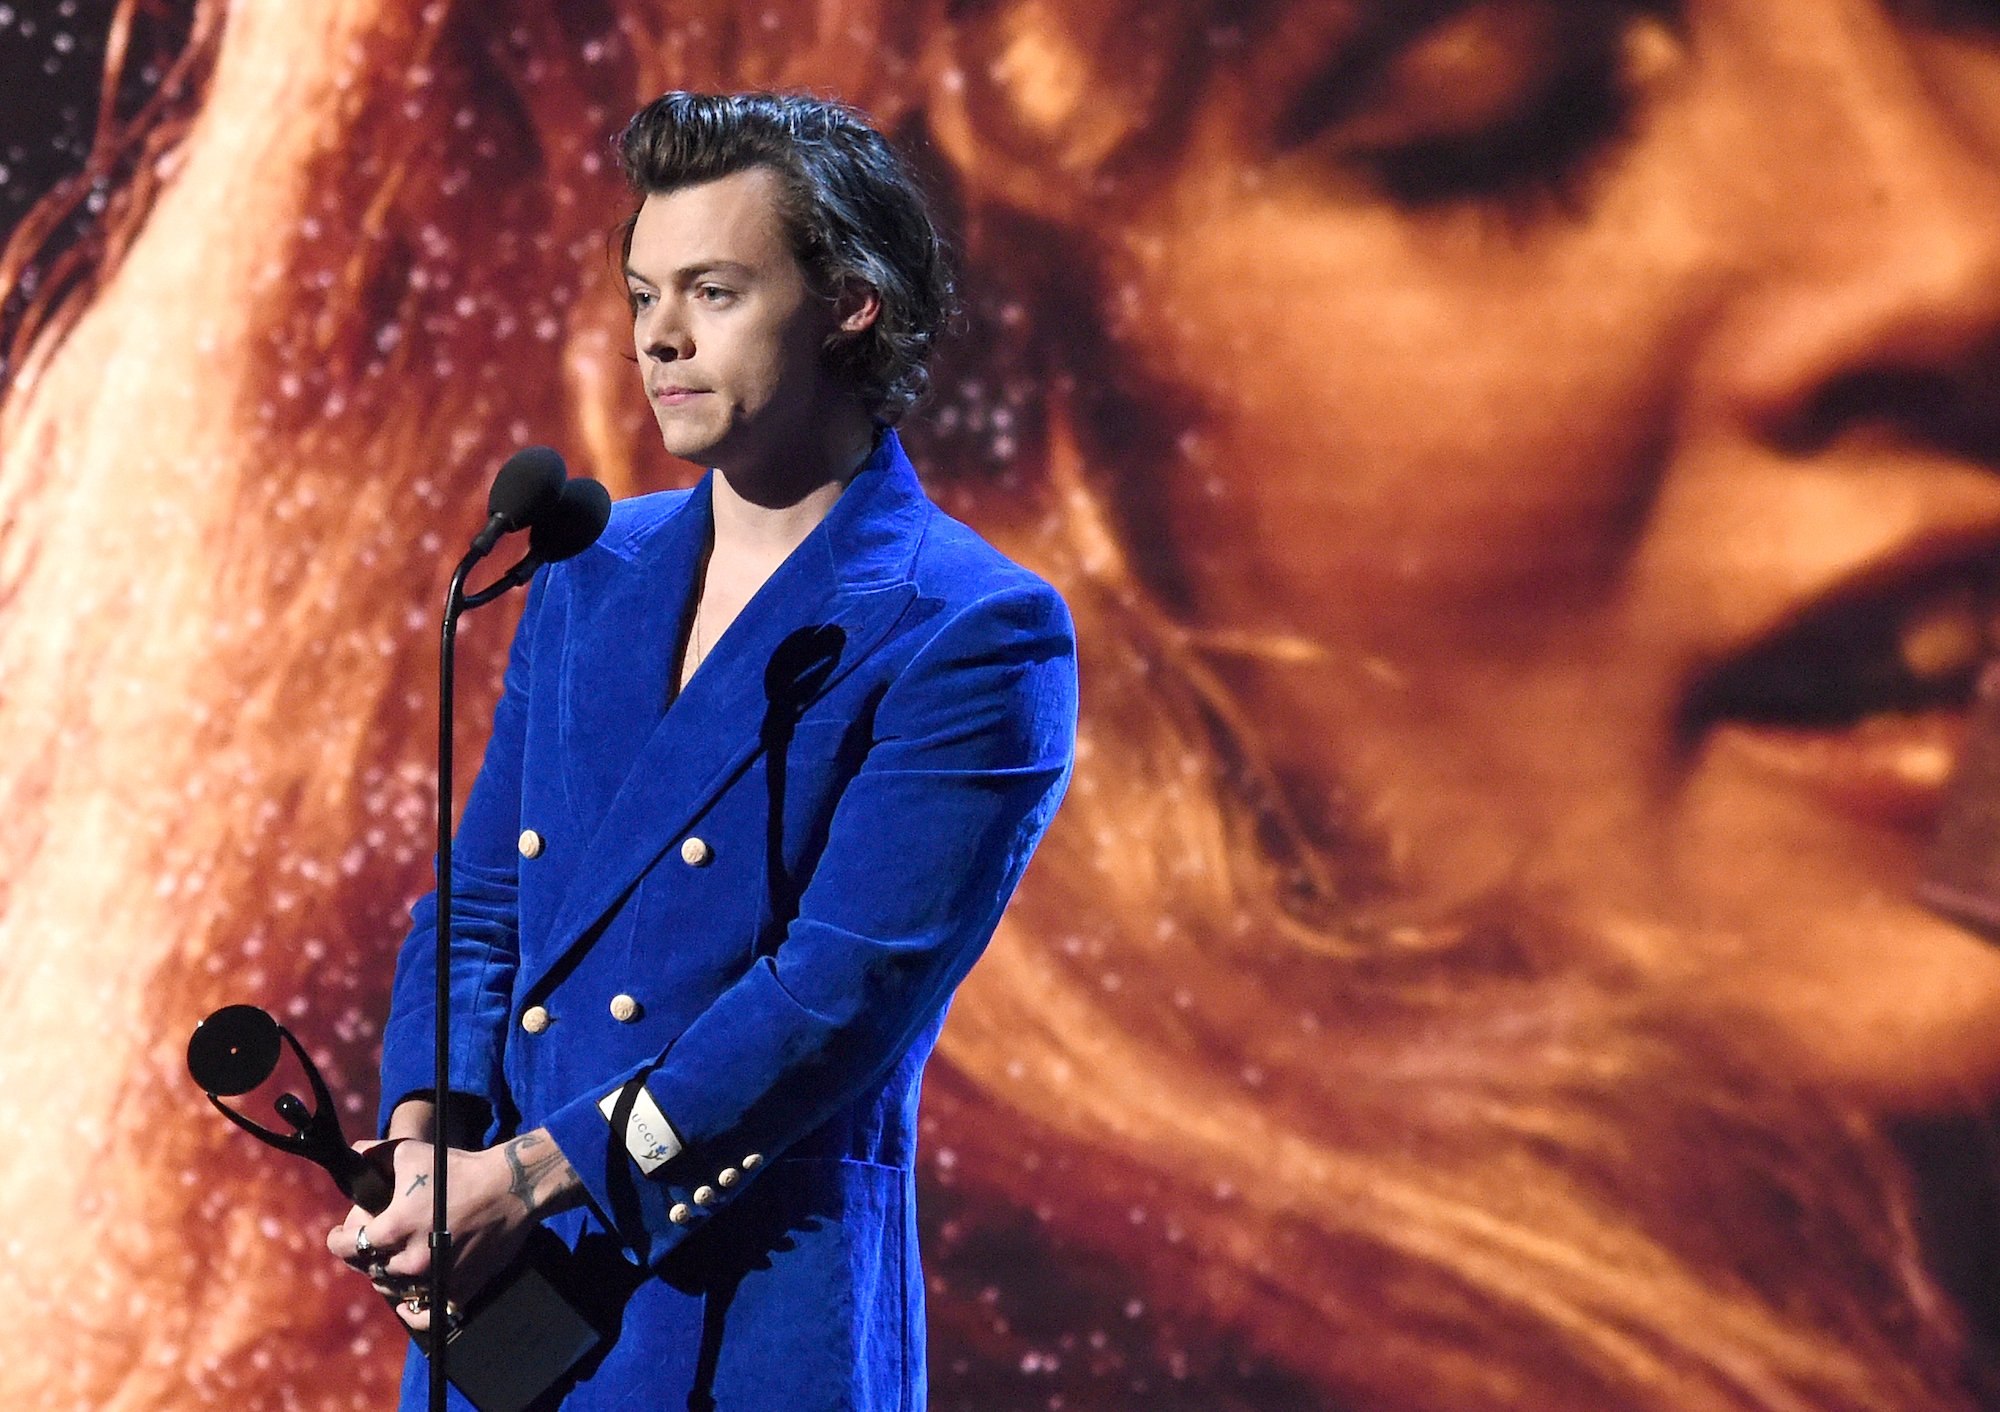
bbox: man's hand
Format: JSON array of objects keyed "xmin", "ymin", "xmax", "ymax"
[{"xmin": 325, "ymin": 1128, "xmax": 584, "ymax": 1331}]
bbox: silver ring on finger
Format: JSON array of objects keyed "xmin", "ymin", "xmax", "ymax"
[{"xmin": 353, "ymin": 1227, "xmax": 375, "ymax": 1260}]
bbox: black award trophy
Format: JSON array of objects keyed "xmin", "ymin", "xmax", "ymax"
[{"xmin": 187, "ymin": 1003, "xmax": 601, "ymax": 1412}]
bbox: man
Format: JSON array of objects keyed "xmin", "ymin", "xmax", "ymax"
[{"xmin": 327, "ymin": 91, "xmax": 1077, "ymax": 1410}]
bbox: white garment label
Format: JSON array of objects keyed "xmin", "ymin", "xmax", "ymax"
[{"xmin": 599, "ymin": 1081, "xmax": 683, "ymax": 1174}]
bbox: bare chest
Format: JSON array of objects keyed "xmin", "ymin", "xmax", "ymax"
[{"xmin": 677, "ymin": 546, "xmax": 788, "ymax": 695}]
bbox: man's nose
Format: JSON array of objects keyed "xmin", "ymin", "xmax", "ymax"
[{"xmin": 641, "ymin": 303, "xmax": 694, "ymax": 362}]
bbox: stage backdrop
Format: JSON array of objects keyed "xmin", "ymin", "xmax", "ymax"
[{"xmin": 8, "ymin": 2, "xmax": 2000, "ymax": 1409}]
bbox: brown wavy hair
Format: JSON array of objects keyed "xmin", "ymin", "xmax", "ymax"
[
  {"xmin": 0, "ymin": 1, "xmax": 1985, "ymax": 1408},
  {"xmin": 614, "ymin": 89, "xmax": 958, "ymax": 424}
]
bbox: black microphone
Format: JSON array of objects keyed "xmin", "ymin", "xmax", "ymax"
[
  {"xmin": 460, "ymin": 477, "xmax": 612, "ymax": 610},
  {"xmin": 530, "ymin": 477, "xmax": 612, "ymax": 563},
  {"xmin": 469, "ymin": 446, "xmax": 567, "ymax": 557}
]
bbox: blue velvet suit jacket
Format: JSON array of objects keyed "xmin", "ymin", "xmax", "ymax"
[{"xmin": 376, "ymin": 431, "xmax": 1077, "ymax": 1411}]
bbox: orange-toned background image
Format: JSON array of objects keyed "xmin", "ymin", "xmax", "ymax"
[{"xmin": 9, "ymin": 2, "xmax": 2000, "ymax": 1409}]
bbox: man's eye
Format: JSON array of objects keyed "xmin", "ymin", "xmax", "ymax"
[
  {"xmin": 1277, "ymin": 2, "xmax": 1680, "ymax": 215},
  {"xmin": 627, "ymin": 288, "xmax": 655, "ymax": 311},
  {"xmin": 696, "ymin": 285, "xmax": 734, "ymax": 303}
]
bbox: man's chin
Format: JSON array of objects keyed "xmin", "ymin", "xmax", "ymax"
[
  {"xmin": 655, "ymin": 432, "xmax": 725, "ymax": 470},
  {"xmin": 650, "ymin": 410, "xmax": 732, "ymax": 467}
]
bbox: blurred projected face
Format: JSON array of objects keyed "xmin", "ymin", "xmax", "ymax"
[{"xmin": 1105, "ymin": 0, "xmax": 2000, "ymax": 1107}]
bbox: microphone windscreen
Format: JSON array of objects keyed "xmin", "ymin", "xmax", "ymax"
[
  {"xmin": 489, "ymin": 446, "xmax": 567, "ymax": 529},
  {"xmin": 530, "ymin": 478, "xmax": 612, "ymax": 563}
]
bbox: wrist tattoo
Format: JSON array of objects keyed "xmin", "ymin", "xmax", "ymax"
[
  {"xmin": 502, "ymin": 1132, "xmax": 577, "ymax": 1216},
  {"xmin": 405, "ymin": 1173, "xmax": 429, "ymax": 1197}
]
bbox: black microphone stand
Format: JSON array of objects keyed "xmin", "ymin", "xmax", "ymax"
[
  {"xmin": 429, "ymin": 547, "xmax": 477, "ymax": 1412},
  {"xmin": 426, "ymin": 471, "xmax": 606, "ymax": 1412},
  {"xmin": 430, "ymin": 536, "xmax": 551, "ymax": 1412}
]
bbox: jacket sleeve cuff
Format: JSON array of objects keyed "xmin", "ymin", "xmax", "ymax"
[{"xmin": 541, "ymin": 1064, "xmax": 781, "ymax": 1269}]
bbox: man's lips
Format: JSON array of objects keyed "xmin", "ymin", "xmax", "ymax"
[{"xmin": 651, "ymin": 386, "xmax": 709, "ymax": 404}]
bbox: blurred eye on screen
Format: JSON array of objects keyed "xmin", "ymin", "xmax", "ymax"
[
  {"xmin": 1910, "ymin": 0, "xmax": 2000, "ymax": 35},
  {"xmin": 1271, "ymin": 0, "xmax": 1686, "ymax": 216}
]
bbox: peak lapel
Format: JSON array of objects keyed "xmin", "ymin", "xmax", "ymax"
[{"xmin": 554, "ymin": 481, "xmax": 712, "ymax": 835}]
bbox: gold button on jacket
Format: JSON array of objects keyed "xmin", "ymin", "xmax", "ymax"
[
  {"xmin": 520, "ymin": 1004, "xmax": 550, "ymax": 1035},
  {"xmin": 679, "ymin": 836, "xmax": 713, "ymax": 867},
  {"xmin": 518, "ymin": 829, "xmax": 545, "ymax": 859},
  {"xmin": 609, "ymin": 993, "xmax": 640, "ymax": 1023},
  {"xmin": 668, "ymin": 1203, "xmax": 692, "ymax": 1226}
]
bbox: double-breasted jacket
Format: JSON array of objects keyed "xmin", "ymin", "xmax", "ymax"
[{"xmin": 376, "ymin": 430, "xmax": 1078, "ymax": 1409}]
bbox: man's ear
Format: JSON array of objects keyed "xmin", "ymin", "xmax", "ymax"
[{"xmin": 834, "ymin": 279, "xmax": 882, "ymax": 335}]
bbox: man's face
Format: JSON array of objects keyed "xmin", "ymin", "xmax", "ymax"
[{"xmin": 624, "ymin": 166, "xmax": 844, "ymax": 475}]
